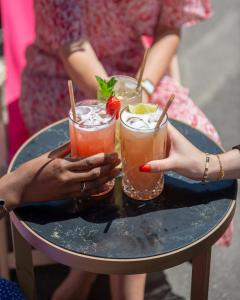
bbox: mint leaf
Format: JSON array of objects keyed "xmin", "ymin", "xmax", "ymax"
[
  {"xmin": 96, "ymin": 76, "xmax": 107, "ymax": 91},
  {"xmin": 96, "ymin": 76, "xmax": 117, "ymax": 101},
  {"xmin": 108, "ymin": 77, "xmax": 117, "ymax": 88}
]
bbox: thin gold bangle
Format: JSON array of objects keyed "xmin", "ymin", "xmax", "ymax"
[
  {"xmin": 202, "ymin": 153, "xmax": 210, "ymax": 183},
  {"xmin": 216, "ymin": 154, "xmax": 224, "ymax": 180}
]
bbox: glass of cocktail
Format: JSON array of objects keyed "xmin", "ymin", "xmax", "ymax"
[
  {"xmin": 97, "ymin": 75, "xmax": 142, "ymax": 108},
  {"xmin": 112, "ymin": 75, "xmax": 142, "ymax": 108},
  {"xmin": 120, "ymin": 104, "xmax": 168, "ymax": 200},
  {"xmin": 69, "ymin": 100, "xmax": 116, "ymax": 194},
  {"xmin": 96, "ymin": 75, "xmax": 142, "ymax": 155},
  {"xmin": 114, "ymin": 75, "xmax": 142, "ymax": 154}
]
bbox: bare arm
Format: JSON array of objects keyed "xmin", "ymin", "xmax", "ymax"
[
  {"xmin": 139, "ymin": 27, "xmax": 181, "ymax": 102},
  {"xmin": 58, "ymin": 40, "xmax": 108, "ymax": 98},
  {"xmin": 0, "ymin": 144, "xmax": 120, "ymax": 219},
  {"xmin": 143, "ymin": 27, "xmax": 180, "ymax": 85},
  {"xmin": 208, "ymin": 149, "xmax": 240, "ymax": 180},
  {"xmin": 140, "ymin": 124, "xmax": 240, "ymax": 181}
]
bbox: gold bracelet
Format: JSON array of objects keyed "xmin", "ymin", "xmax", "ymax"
[
  {"xmin": 216, "ymin": 154, "xmax": 224, "ymax": 180},
  {"xmin": 202, "ymin": 153, "xmax": 210, "ymax": 183}
]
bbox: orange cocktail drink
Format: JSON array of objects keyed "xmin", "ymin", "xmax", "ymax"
[
  {"xmin": 120, "ymin": 105, "xmax": 168, "ymax": 200},
  {"xmin": 69, "ymin": 101, "xmax": 116, "ymax": 193}
]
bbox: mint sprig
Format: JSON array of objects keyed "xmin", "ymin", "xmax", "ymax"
[{"xmin": 96, "ymin": 76, "xmax": 117, "ymax": 101}]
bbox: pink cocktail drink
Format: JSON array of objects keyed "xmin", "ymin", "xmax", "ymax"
[{"xmin": 69, "ymin": 101, "xmax": 116, "ymax": 193}]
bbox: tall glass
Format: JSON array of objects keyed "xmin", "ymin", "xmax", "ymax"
[
  {"xmin": 120, "ymin": 106, "xmax": 168, "ymax": 200},
  {"xmin": 69, "ymin": 100, "xmax": 116, "ymax": 194},
  {"xmin": 101, "ymin": 75, "xmax": 142, "ymax": 154}
]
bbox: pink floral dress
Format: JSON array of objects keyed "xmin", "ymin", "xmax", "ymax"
[{"xmin": 20, "ymin": 0, "xmax": 232, "ymax": 246}]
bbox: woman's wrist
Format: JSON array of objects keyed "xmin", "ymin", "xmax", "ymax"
[
  {"xmin": 192, "ymin": 152, "xmax": 219, "ymax": 182},
  {"xmin": 0, "ymin": 171, "xmax": 25, "ymax": 211},
  {"xmin": 207, "ymin": 154, "xmax": 220, "ymax": 181},
  {"xmin": 217, "ymin": 149, "xmax": 240, "ymax": 179},
  {"xmin": 203, "ymin": 152, "xmax": 238, "ymax": 181},
  {"xmin": 192, "ymin": 150, "xmax": 207, "ymax": 181},
  {"xmin": 206, "ymin": 149, "xmax": 240, "ymax": 181}
]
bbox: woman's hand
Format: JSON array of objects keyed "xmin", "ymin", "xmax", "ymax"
[
  {"xmin": 139, "ymin": 123, "xmax": 206, "ymax": 180},
  {"xmin": 0, "ymin": 143, "xmax": 120, "ymax": 211},
  {"xmin": 140, "ymin": 124, "xmax": 240, "ymax": 181}
]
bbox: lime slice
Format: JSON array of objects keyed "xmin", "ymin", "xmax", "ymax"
[{"xmin": 128, "ymin": 103, "xmax": 158, "ymax": 114}]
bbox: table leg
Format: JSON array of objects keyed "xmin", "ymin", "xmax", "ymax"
[
  {"xmin": 0, "ymin": 218, "xmax": 10, "ymax": 279},
  {"xmin": 11, "ymin": 223, "xmax": 37, "ymax": 300},
  {"xmin": 191, "ymin": 248, "xmax": 211, "ymax": 300}
]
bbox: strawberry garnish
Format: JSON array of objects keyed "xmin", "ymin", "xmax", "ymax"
[
  {"xmin": 106, "ymin": 96, "xmax": 121, "ymax": 119},
  {"xmin": 96, "ymin": 75, "xmax": 120, "ymax": 118}
]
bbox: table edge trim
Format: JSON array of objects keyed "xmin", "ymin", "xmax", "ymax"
[{"xmin": 10, "ymin": 200, "xmax": 236, "ymax": 273}]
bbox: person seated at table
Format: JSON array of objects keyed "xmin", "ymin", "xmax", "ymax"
[
  {"xmin": 140, "ymin": 123, "xmax": 240, "ymax": 180},
  {"xmin": 20, "ymin": 0, "xmax": 224, "ymax": 299},
  {"xmin": 0, "ymin": 143, "xmax": 120, "ymax": 300}
]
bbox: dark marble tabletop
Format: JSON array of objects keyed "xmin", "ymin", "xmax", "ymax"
[{"xmin": 11, "ymin": 119, "xmax": 237, "ymax": 260}]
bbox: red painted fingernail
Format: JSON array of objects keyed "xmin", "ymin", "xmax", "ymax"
[{"xmin": 139, "ymin": 164, "xmax": 151, "ymax": 172}]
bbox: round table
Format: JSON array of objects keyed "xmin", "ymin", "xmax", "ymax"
[{"xmin": 9, "ymin": 119, "xmax": 237, "ymax": 300}]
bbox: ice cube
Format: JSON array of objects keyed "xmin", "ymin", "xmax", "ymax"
[
  {"xmin": 82, "ymin": 117, "xmax": 101, "ymax": 126},
  {"xmin": 148, "ymin": 113, "xmax": 159, "ymax": 123},
  {"xmin": 127, "ymin": 117, "xmax": 149, "ymax": 129},
  {"xmin": 73, "ymin": 103, "xmax": 112, "ymax": 129},
  {"xmin": 76, "ymin": 106, "xmax": 91, "ymax": 117},
  {"xmin": 115, "ymin": 80, "xmax": 125, "ymax": 93},
  {"xmin": 125, "ymin": 90, "xmax": 137, "ymax": 98},
  {"xmin": 92, "ymin": 103, "xmax": 104, "ymax": 113},
  {"xmin": 98, "ymin": 111, "xmax": 112, "ymax": 123}
]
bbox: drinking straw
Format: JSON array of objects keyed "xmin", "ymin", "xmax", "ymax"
[
  {"xmin": 155, "ymin": 94, "xmax": 175, "ymax": 129},
  {"xmin": 68, "ymin": 80, "xmax": 76, "ymax": 121},
  {"xmin": 68, "ymin": 80, "xmax": 80, "ymax": 158},
  {"xmin": 136, "ymin": 47, "xmax": 150, "ymax": 90}
]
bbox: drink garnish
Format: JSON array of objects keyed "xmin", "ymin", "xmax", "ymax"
[
  {"xmin": 106, "ymin": 96, "xmax": 121, "ymax": 119},
  {"xmin": 96, "ymin": 76, "xmax": 117, "ymax": 101},
  {"xmin": 128, "ymin": 103, "xmax": 158, "ymax": 114},
  {"xmin": 96, "ymin": 75, "xmax": 120, "ymax": 119}
]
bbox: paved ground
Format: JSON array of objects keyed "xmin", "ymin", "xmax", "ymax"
[
  {"xmin": 6, "ymin": 1, "xmax": 240, "ymax": 299},
  {"xmin": 166, "ymin": 1, "xmax": 240, "ymax": 299}
]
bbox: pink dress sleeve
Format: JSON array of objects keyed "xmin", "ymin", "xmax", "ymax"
[
  {"xmin": 36, "ymin": 0, "xmax": 83, "ymax": 50},
  {"xmin": 159, "ymin": 0, "xmax": 212, "ymax": 28}
]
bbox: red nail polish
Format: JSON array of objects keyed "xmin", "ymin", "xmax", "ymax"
[{"xmin": 139, "ymin": 164, "xmax": 151, "ymax": 172}]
